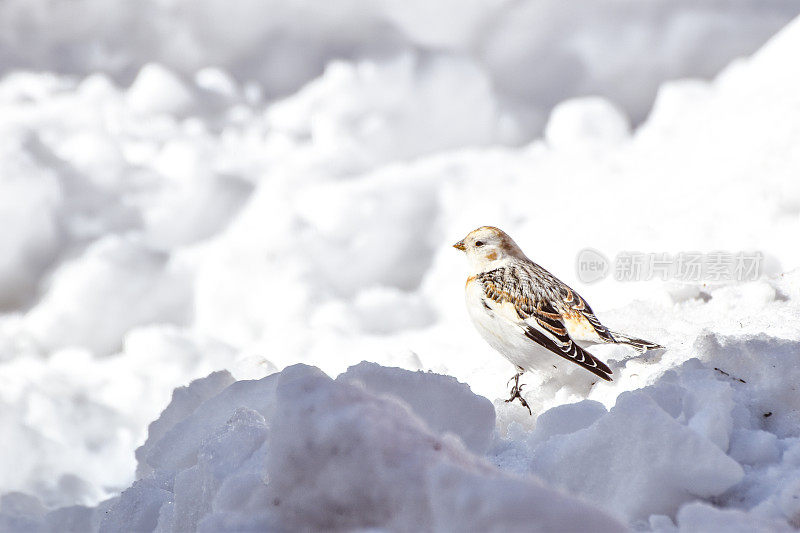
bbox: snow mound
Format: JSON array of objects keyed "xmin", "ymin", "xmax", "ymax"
[
  {"xmin": 338, "ymin": 361, "xmax": 496, "ymax": 454},
  {"xmin": 695, "ymin": 332, "xmax": 800, "ymax": 440},
  {"xmin": 544, "ymin": 97, "xmax": 630, "ymax": 148},
  {"xmin": 25, "ymin": 236, "xmax": 191, "ymax": 355},
  {"xmin": 127, "ymin": 63, "xmax": 196, "ymax": 116},
  {"xmin": 531, "ymin": 391, "xmax": 744, "ymax": 521},
  {"xmin": 0, "ymin": 136, "xmax": 62, "ymax": 310},
  {"xmin": 14, "ymin": 364, "xmax": 625, "ymax": 532}
]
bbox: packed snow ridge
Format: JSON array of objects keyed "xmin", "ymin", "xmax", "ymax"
[
  {"xmin": 2, "ymin": 6, "xmax": 800, "ymax": 533},
  {"xmin": 9, "ymin": 321, "xmax": 800, "ymax": 532}
]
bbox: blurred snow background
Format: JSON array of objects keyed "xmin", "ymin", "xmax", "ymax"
[
  {"xmin": 1, "ymin": 0, "xmax": 798, "ymax": 136},
  {"xmin": 2, "ymin": 1, "xmax": 800, "ymax": 531}
]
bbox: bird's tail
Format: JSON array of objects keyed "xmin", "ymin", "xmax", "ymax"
[{"xmin": 610, "ymin": 331, "xmax": 664, "ymax": 354}]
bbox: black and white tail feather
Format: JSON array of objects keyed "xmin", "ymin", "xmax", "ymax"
[{"xmin": 607, "ymin": 331, "xmax": 664, "ymax": 354}]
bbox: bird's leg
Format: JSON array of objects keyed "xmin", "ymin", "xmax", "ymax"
[
  {"xmin": 505, "ymin": 368, "xmax": 532, "ymax": 415},
  {"xmin": 506, "ymin": 371, "xmax": 521, "ymax": 387},
  {"xmin": 506, "ymin": 368, "xmax": 524, "ymax": 391}
]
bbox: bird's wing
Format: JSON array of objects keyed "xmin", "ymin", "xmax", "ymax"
[
  {"xmin": 478, "ymin": 268, "xmax": 612, "ymax": 381},
  {"xmin": 558, "ymin": 286, "xmax": 618, "ymax": 344}
]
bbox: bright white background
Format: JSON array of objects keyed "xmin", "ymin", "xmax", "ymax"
[{"xmin": 2, "ymin": 1, "xmax": 800, "ymax": 531}]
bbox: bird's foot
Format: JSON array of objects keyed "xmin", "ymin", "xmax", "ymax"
[{"xmin": 505, "ymin": 382, "xmax": 532, "ymax": 415}]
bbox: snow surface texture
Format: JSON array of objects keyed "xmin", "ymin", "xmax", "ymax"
[
  {"xmin": 8, "ymin": 365, "xmax": 624, "ymax": 532},
  {"xmin": 2, "ymin": 4, "xmax": 800, "ymax": 533}
]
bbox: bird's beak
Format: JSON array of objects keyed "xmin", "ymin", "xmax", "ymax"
[{"xmin": 453, "ymin": 240, "xmax": 466, "ymax": 251}]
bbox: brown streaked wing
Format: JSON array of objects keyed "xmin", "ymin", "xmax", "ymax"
[{"xmin": 478, "ymin": 268, "xmax": 613, "ymax": 380}]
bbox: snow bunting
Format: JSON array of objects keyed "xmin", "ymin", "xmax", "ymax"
[{"xmin": 454, "ymin": 226, "xmax": 662, "ymax": 413}]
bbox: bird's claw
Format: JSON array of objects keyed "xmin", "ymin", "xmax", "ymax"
[
  {"xmin": 504, "ymin": 387, "xmax": 532, "ymax": 415},
  {"xmin": 505, "ymin": 374, "xmax": 532, "ymax": 415}
]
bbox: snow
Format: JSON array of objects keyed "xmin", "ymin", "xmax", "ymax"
[
  {"xmin": 110, "ymin": 364, "xmax": 626, "ymax": 532},
  {"xmin": 25, "ymin": 236, "xmax": 191, "ymax": 355},
  {"xmin": 2, "ymin": 2, "xmax": 800, "ymax": 531},
  {"xmin": 0, "ymin": 137, "xmax": 62, "ymax": 310},
  {"xmin": 531, "ymin": 391, "xmax": 745, "ymax": 521},
  {"xmin": 1, "ymin": 0, "xmax": 796, "ymax": 135},
  {"xmin": 544, "ymin": 97, "xmax": 631, "ymax": 148},
  {"xmin": 127, "ymin": 64, "xmax": 196, "ymax": 116},
  {"xmin": 339, "ymin": 361, "xmax": 496, "ymax": 455}
]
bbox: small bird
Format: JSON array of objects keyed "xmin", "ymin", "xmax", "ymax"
[{"xmin": 454, "ymin": 226, "xmax": 662, "ymax": 413}]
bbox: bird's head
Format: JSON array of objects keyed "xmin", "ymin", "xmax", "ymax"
[{"xmin": 453, "ymin": 226, "xmax": 526, "ymax": 272}]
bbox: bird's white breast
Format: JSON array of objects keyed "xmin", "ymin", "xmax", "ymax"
[{"xmin": 464, "ymin": 277, "xmax": 559, "ymax": 373}]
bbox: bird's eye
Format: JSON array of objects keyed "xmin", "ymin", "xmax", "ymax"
[{"xmin": 474, "ymin": 241, "xmax": 484, "ymax": 247}]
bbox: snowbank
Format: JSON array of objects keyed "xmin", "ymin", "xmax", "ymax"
[{"xmin": 5, "ymin": 364, "xmax": 625, "ymax": 532}]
